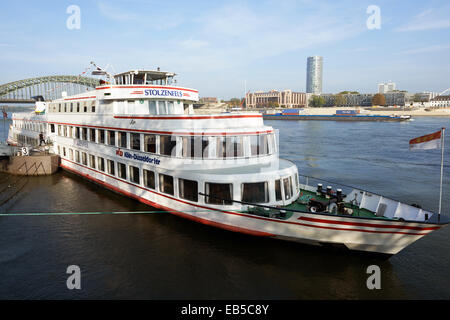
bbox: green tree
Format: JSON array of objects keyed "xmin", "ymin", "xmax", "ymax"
[
  {"xmin": 309, "ymin": 95, "xmax": 326, "ymax": 107},
  {"xmin": 339, "ymin": 91, "xmax": 359, "ymax": 94},
  {"xmin": 334, "ymin": 94, "xmax": 347, "ymax": 107},
  {"xmin": 372, "ymin": 93, "xmax": 386, "ymax": 106},
  {"xmin": 229, "ymin": 98, "xmax": 242, "ymax": 107}
]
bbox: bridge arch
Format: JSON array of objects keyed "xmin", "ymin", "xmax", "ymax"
[
  {"xmin": 439, "ymin": 88, "xmax": 450, "ymax": 96},
  {"xmin": 0, "ymin": 75, "xmax": 101, "ymax": 102}
]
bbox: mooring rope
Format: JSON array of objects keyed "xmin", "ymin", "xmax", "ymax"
[{"xmin": 0, "ymin": 210, "xmax": 221, "ymax": 216}]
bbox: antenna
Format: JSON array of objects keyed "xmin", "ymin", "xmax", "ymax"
[{"xmin": 90, "ymin": 61, "xmax": 115, "ymax": 83}]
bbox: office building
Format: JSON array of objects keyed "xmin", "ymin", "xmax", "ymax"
[
  {"xmin": 306, "ymin": 56, "xmax": 323, "ymax": 94},
  {"xmin": 246, "ymin": 90, "xmax": 306, "ymax": 108}
]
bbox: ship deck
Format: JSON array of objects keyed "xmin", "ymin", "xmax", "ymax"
[{"xmin": 246, "ymin": 188, "xmax": 384, "ymax": 221}]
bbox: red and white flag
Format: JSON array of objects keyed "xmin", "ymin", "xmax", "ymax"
[
  {"xmin": 409, "ymin": 130, "xmax": 442, "ymax": 150},
  {"xmin": 2, "ymin": 109, "xmax": 7, "ymax": 119}
]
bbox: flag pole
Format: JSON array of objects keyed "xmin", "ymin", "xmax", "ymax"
[{"xmin": 438, "ymin": 127, "xmax": 445, "ymax": 223}]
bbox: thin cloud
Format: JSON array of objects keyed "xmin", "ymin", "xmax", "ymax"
[
  {"xmin": 396, "ymin": 8, "xmax": 450, "ymax": 31},
  {"xmin": 97, "ymin": 1, "xmax": 139, "ymax": 21},
  {"xmin": 396, "ymin": 44, "xmax": 450, "ymax": 55}
]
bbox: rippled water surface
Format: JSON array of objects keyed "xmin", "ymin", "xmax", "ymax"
[{"xmin": 0, "ymin": 117, "xmax": 449, "ymax": 299}]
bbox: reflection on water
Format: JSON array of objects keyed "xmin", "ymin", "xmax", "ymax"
[{"xmin": 0, "ymin": 118, "xmax": 449, "ymax": 299}]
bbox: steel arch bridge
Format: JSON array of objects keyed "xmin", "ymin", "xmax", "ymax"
[
  {"xmin": 0, "ymin": 75, "xmax": 101, "ymax": 103},
  {"xmin": 440, "ymin": 88, "xmax": 450, "ymax": 96}
]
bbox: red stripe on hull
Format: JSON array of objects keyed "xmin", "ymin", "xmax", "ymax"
[
  {"xmin": 298, "ymin": 216, "xmax": 440, "ymax": 231},
  {"xmin": 63, "ymin": 96, "xmax": 96, "ymax": 101},
  {"xmin": 95, "ymin": 85, "xmax": 199, "ymax": 93}
]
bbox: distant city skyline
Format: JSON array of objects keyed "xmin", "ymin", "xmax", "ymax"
[{"xmin": 0, "ymin": 0, "xmax": 449, "ymax": 99}]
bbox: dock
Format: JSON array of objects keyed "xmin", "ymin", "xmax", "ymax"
[{"xmin": 0, "ymin": 145, "xmax": 59, "ymax": 175}]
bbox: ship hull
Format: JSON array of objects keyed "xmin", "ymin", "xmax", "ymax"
[{"xmin": 60, "ymin": 158, "xmax": 442, "ymax": 256}]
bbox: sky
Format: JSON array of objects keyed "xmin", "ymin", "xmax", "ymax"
[{"xmin": 0, "ymin": 0, "xmax": 449, "ymax": 99}]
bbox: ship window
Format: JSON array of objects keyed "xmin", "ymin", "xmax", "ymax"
[
  {"xmin": 133, "ymin": 73, "xmax": 144, "ymax": 84},
  {"xmin": 63, "ymin": 147, "xmax": 66, "ymax": 157},
  {"xmin": 118, "ymin": 162, "xmax": 126, "ymax": 179},
  {"xmin": 143, "ymin": 169, "xmax": 155, "ymax": 189},
  {"xmin": 64, "ymin": 104, "xmax": 67, "ymax": 112},
  {"xmin": 131, "ymin": 133, "xmax": 141, "ymax": 150},
  {"xmin": 69, "ymin": 126, "xmax": 73, "ymax": 138},
  {"xmin": 127, "ymin": 100, "xmax": 135, "ymax": 114},
  {"xmin": 159, "ymin": 174, "xmax": 174, "ymax": 195},
  {"xmin": 91, "ymin": 102, "xmax": 95, "ymax": 113},
  {"xmin": 179, "ymin": 178, "xmax": 198, "ymax": 202},
  {"xmin": 250, "ymin": 135, "xmax": 258, "ymax": 156},
  {"xmin": 181, "ymin": 136, "xmax": 195, "ymax": 158},
  {"xmin": 84, "ymin": 102, "xmax": 87, "ymax": 113},
  {"xmin": 107, "ymin": 159, "xmax": 115, "ymax": 175},
  {"xmin": 149, "ymin": 101, "xmax": 157, "ymax": 114},
  {"xmin": 167, "ymin": 101, "xmax": 174, "ymax": 114},
  {"xmin": 205, "ymin": 183, "xmax": 233, "ymax": 205},
  {"xmin": 90, "ymin": 128, "xmax": 96, "ymax": 142},
  {"xmin": 58, "ymin": 125, "xmax": 62, "ymax": 136},
  {"xmin": 118, "ymin": 131, "xmax": 127, "ymax": 148},
  {"xmin": 82, "ymin": 128, "xmax": 88, "ymax": 140},
  {"xmin": 160, "ymin": 135, "xmax": 176, "ymax": 156},
  {"xmin": 144, "ymin": 134, "xmax": 156, "ymax": 153},
  {"xmin": 82, "ymin": 152, "xmax": 87, "ymax": 165},
  {"xmin": 58, "ymin": 104, "xmax": 61, "ymax": 112},
  {"xmin": 227, "ymin": 136, "xmax": 243, "ymax": 158},
  {"xmin": 69, "ymin": 149, "xmax": 73, "ymax": 161},
  {"xmin": 259, "ymin": 134, "xmax": 269, "ymax": 155},
  {"xmin": 216, "ymin": 136, "xmax": 243, "ymax": 158},
  {"xmin": 70, "ymin": 103, "xmax": 73, "ymax": 112},
  {"xmin": 157, "ymin": 101, "xmax": 167, "ymax": 114},
  {"xmin": 201, "ymin": 137, "xmax": 210, "ymax": 159},
  {"xmin": 77, "ymin": 102, "xmax": 80, "ymax": 112},
  {"xmin": 216, "ymin": 137, "xmax": 227, "ymax": 158},
  {"xmin": 108, "ymin": 130, "xmax": 115, "ymax": 146},
  {"xmin": 89, "ymin": 154, "xmax": 96, "ymax": 169},
  {"xmin": 129, "ymin": 165, "xmax": 140, "ymax": 184},
  {"xmin": 98, "ymin": 157, "xmax": 105, "ymax": 171},
  {"xmin": 75, "ymin": 127, "xmax": 80, "ymax": 139},
  {"xmin": 275, "ymin": 179, "xmax": 282, "ymax": 201},
  {"xmin": 75, "ymin": 150, "xmax": 80, "ymax": 163},
  {"xmin": 283, "ymin": 177, "xmax": 293, "ymax": 200},
  {"xmin": 98, "ymin": 130, "xmax": 105, "ymax": 144},
  {"xmin": 242, "ymin": 182, "xmax": 269, "ymax": 203}
]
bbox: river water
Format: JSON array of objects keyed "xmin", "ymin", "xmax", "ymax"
[{"xmin": 0, "ymin": 116, "xmax": 449, "ymax": 299}]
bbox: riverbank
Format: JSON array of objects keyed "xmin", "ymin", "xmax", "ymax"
[
  {"xmin": 195, "ymin": 105, "xmax": 450, "ymax": 116},
  {"xmin": 296, "ymin": 106, "xmax": 450, "ymax": 117}
]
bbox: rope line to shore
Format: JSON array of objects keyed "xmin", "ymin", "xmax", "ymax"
[{"xmin": 0, "ymin": 210, "xmax": 222, "ymax": 216}]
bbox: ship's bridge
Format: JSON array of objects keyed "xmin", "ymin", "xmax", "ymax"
[{"xmin": 113, "ymin": 70, "xmax": 176, "ymax": 86}]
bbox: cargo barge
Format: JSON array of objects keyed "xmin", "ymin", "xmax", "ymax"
[{"xmin": 262, "ymin": 109, "xmax": 411, "ymax": 121}]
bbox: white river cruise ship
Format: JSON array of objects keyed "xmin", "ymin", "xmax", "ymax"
[{"xmin": 7, "ymin": 69, "xmax": 448, "ymax": 256}]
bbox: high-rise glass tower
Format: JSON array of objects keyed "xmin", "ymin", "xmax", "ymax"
[{"xmin": 306, "ymin": 56, "xmax": 323, "ymax": 94}]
